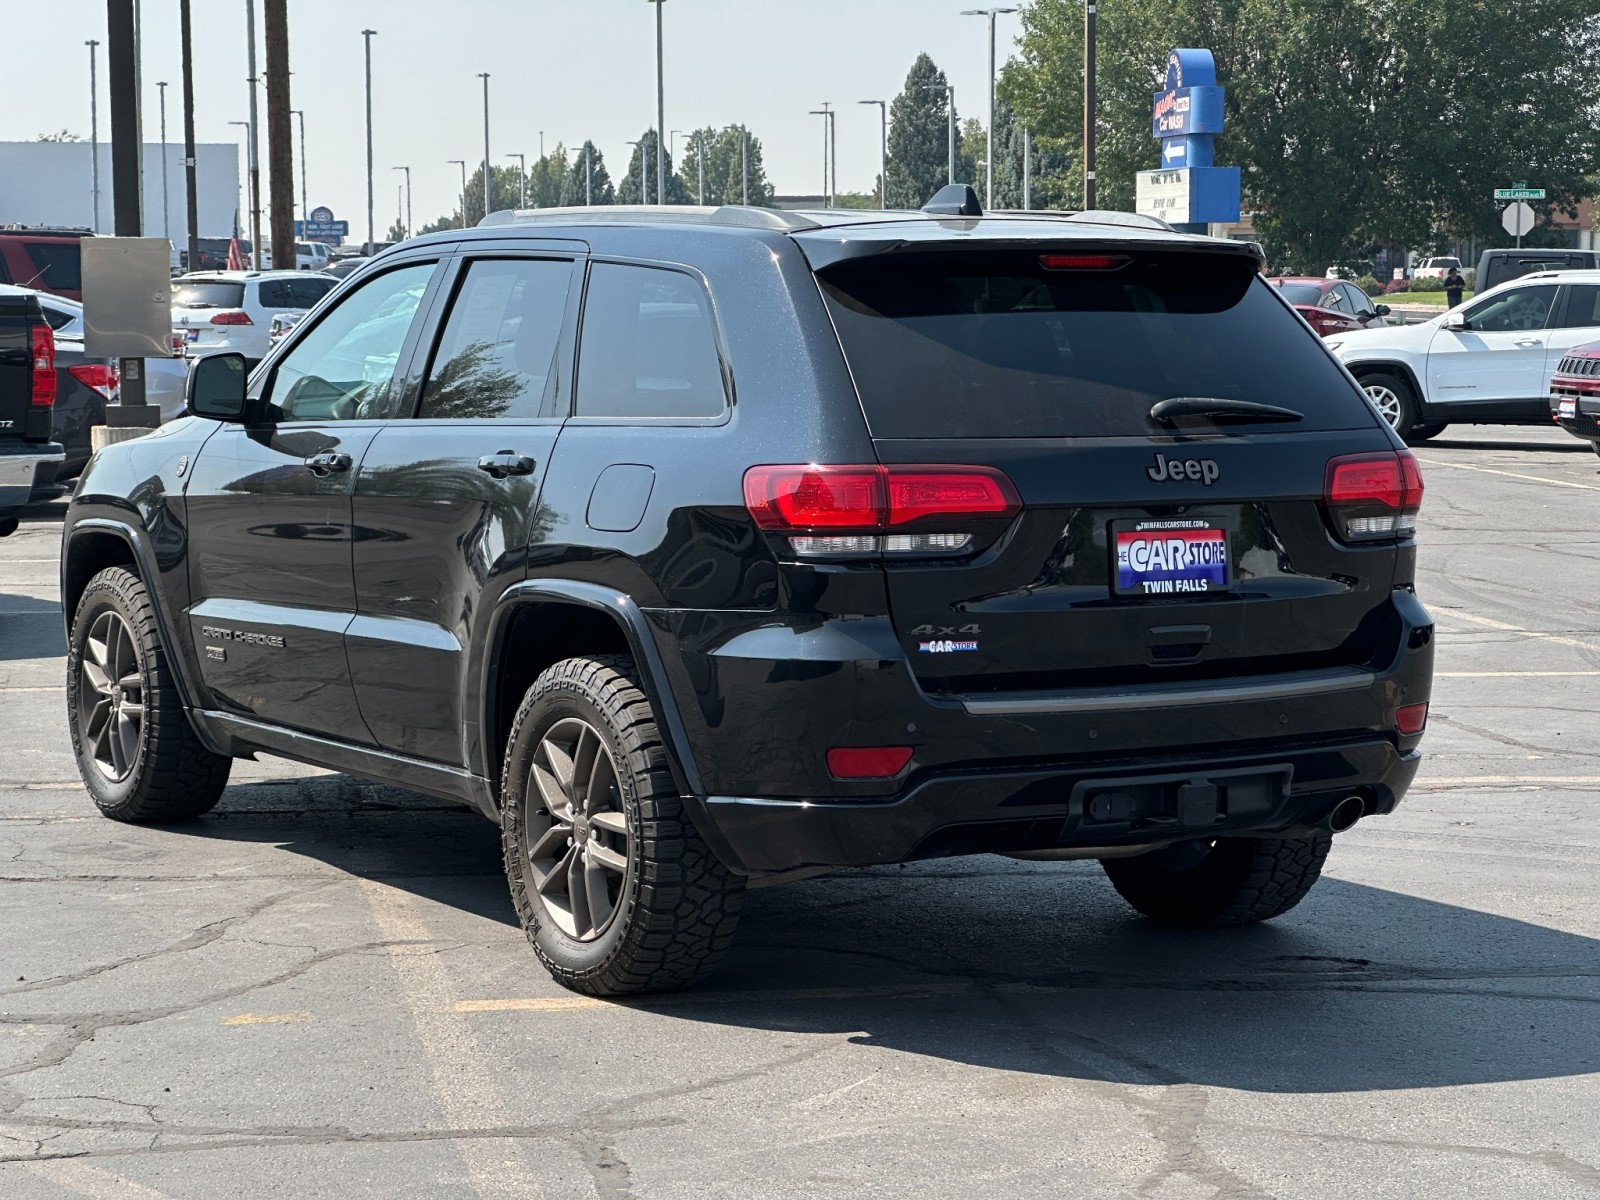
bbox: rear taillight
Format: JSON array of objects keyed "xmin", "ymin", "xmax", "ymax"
[
  {"xmin": 826, "ymin": 746, "xmax": 914, "ymax": 779},
  {"xmin": 210, "ymin": 310, "xmax": 253, "ymax": 325},
  {"xmin": 30, "ymin": 324, "xmax": 55, "ymax": 407},
  {"xmin": 743, "ymin": 464, "xmax": 1020, "ymax": 559},
  {"xmin": 1324, "ymin": 450, "xmax": 1423, "ymax": 541},
  {"xmin": 67, "ymin": 363, "xmax": 119, "ymax": 400}
]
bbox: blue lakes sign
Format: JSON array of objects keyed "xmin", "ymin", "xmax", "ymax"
[{"xmin": 1135, "ymin": 48, "xmax": 1241, "ymax": 226}]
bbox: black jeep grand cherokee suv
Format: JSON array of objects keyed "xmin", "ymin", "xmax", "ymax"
[{"xmin": 61, "ymin": 199, "xmax": 1433, "ymax": 995}]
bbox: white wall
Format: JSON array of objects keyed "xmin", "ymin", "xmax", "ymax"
[{"xmin": 0, "ymin": 141, "xmax": 240, "ymax": 240}]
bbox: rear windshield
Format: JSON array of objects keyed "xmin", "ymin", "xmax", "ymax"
[
  {"xmin": 172, "ymin": 281, "xmax": 246, "ymax": 309},
  {"xmin": 24, "ymin": 241, "xmax": 82, "ymax": 291},
  {"xmin": 1273, "ymin": 282, "xmax": 1322, "ymax": 305},
  {"xmin": 818, "ymin": 250, "xmax": 1373, "ymax": 438}
]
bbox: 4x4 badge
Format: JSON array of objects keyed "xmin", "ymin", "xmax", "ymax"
[{"xmin": 1147, "ymin": 453, "xmax": 1220, "ymax": 486}]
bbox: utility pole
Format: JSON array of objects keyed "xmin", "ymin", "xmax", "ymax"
[
  {"xmin": 507, "ymin": 153, "xmax": 525, "ymax": 208},
  {"xmin": 649, "ymin": 0, "xmax": 666, "ymax": 205},
  {"xmin": 1084, "ymin": 0, "xmax": 1096, "ymax": 208},
  {"xmin": 264, "ymin": 0, "xmax": 294, "ymax": 272},
  {"xmin": 362, "ymin": 28, "xmax": 376, "ymax": 252},
  {"xmin": 86, "ymin": 40, "xmax": 101, "ymax": 232},
  {"xmin": 478, "ymin": 72, "xmax": 492, "ymax": 221},
  {"xmin": 962, "ymin": 8, "xmax": 1018, "ymax": 211},
  {"xmin": 392, "ymin": 166, "xmax": 411, "ymax": 236},
  {"xmin": 859, "ymin": 100, "xmax": 887, "ymax": 208},
  {"xmin": 180, "ymin": 0, "xmax": 198, "ymax": 267},
  {"xmin": 244, "ymin": 0, "xmax": 262, "ymax": 268},
  {"xmin": 157, "ymin": 80, "xmax": 169, "ymax": 239},
  {"xmin": 292, "ymin": 109, "xmax": 307, "ymax": 230},
  {"xmin": 106, "ymin": 0, "xmax": 148, "ymax": 408},
  {"xmin": 448, "ymin": 159, "xmax": 467, "ymax": 228}
]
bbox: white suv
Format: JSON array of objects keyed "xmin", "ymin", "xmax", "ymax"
[
  {"xmin": 171, "ymin": 270, "xmax": 337, "ymax": 365},
  {"xmin": 1329, "ymin": 269, "xmax": 1600, "ymax": 441}
]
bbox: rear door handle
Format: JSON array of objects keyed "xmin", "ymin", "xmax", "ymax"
[
  {"xmin": 1514, "ymin": 338, "xmax": 1544, "ymax": 347},
  {"xmin": 477, "ymin": 451, "xmax": 536, "ymax": 479},
  {"xmin": 304, "ymin": 451, "xmax": 352, "ymax": 475}
]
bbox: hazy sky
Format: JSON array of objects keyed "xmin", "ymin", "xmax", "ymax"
[{"xmin": 4, "ymin": 0, "xmax": 1024, "ymax": 238}]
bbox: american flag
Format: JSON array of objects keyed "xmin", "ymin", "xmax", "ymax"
[{"xmin": 226, "ymin": 236, "xmax": 245, "ymax": 271}]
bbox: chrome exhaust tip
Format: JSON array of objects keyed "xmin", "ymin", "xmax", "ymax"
[{"xmin": 1326, "ymin": 795, "xmax": 1365, "ymax": 834}]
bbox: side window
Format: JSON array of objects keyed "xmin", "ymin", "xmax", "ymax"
[
  {"xmin": 1558, "ymin": 285, "xmax": 1600, "ymax": 329},
  {"xmin": 1464, "ymin": 284, "xmax": 1559, "ymax": 333},
  {"xmin": 417, "ymin": 257, "xmax": 574, "ymax": 420},
  {"xmin": 1344, "ymin": 283, "xmax": 1375, "ymax": 316},
  {"xmin": 266, "ymin": 262, "xmax": 435, "ymax": 422},
  {"xmin": 256, "ymin": 280, "xmax": 293, "ymax": 308},
  {"xmin": 40, "ymin": 305, "xmax": 76, "ymax": 331},
  {"xmin": 287, "ymin": 276, "xmax": 335, "ymax": 308},
  {"xmin": 576, "ymin": 263, "xmax": 727, "ymax": 419},
  {"xmin": 1319, "ymin": 287, "xmax": 1345, "ymax": 312}
]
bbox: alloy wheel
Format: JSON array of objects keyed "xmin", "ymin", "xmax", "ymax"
[
  {"xmin": 77, "ymin": 610, "xmax": 145, "ymax": 782},
  {"xmin": 1364, "ymin": 384, "xmax": 1403, "ymax": 430},
  {"xmin": 523, "ymin": 717, "xmax": 631, "ymax": 941}
]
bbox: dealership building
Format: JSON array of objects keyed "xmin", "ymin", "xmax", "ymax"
[{"xmin": 0, "ymin": 140, "xmax": 241, "ymax": 241}]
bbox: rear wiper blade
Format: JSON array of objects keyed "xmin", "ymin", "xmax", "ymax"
[{"xmin": 1149, "ymin": 397, "xmax": 1304, "ymax": 425}]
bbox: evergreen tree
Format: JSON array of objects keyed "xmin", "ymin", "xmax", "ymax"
[
  {"xmin": 560, "ymin": 141, "xmax": 616, "ymax": 206},
  {"xmin": 616, "ymin": 131, "xmax": 693, "ymax": 204},
  {"xmin": 677, "ymin": 126, "xmax": 775, "ymax": 206},
  {"xmin": 885, "ymin": 54, "xmax": 974, "ymax": 208}
]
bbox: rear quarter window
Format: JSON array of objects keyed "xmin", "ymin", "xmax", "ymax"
[
  {"xmin": 818, "ymin": 250, "xmax": 1375, "ymax": 438},
  {"xmin": 23, "ymin": 241, "xmax": 82, "ymax": 292},
  {"xmin": 172, "ymin": 281, "xmax": 246, "ymax": 308}
]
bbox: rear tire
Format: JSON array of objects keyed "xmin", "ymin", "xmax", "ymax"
[
  {"xmin": 1590, "ymin": 441, "xmax": 1600, "ymax": 460},
  {"xmin": 1359, "ymin": 372, "xmax": 1424, "ymax": 440},
  {"xmin": 67, "ymin": 567, "xmax": 231, "ymax": 822},
  {"xmin": 1101, "ymin": 833, "xmax": 1332, "ymax": 927},
  {"xmin": 1405, "ymin": 423, "xmax": 1446, "ymax": 443},
  {"xmin": 500, "ymin": 655, "xmax": 745, "ymax": 995}
]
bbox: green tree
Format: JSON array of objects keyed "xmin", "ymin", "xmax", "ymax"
[
  {"xmin": 385, "ymin": 216, "xmax": 407, "ymax": 242},
  {"xmin": 677, "ymin": 126, "xmax": 775, "ymax": 206},
  {"xmin": 560, "ymin": 141, "xmax": 616, "ymax": 206},
  {"xmin": 1003, "ymin": 0, "xmax": 1600, "ymax": 270},
  {"xmin": 37, "ymin": 130, "xmax": 82, "ymax": 142},
  {"xmin": 885, "ymin": 54, "xmax": 975, "ymax": 208},
  {"xmin": 616, "ymin": 131, "xmax": 692, "ymax": 204}
]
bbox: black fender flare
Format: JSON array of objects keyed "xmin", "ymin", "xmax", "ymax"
[{"xmin": 479, "ymin": 580, "xmax": 745, "ymax": 871}]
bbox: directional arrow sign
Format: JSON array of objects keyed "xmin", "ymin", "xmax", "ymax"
[{"xmin": 1494, "ymin": 187, "xmax": 1546, "ymax": 200}]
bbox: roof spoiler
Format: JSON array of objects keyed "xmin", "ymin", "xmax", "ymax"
[{"xmin": 922, "ymin": 184, "xmax": 983, "ymax": 217}]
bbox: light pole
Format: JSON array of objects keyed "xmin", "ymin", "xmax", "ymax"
[
  {"xmin": 695, "ymin": 129, "xmax": 705, "ymax": 205},
  {"xmin": 1084, "ymin": 0, "xmax": 1096, "ymax": 208},
  {"xmin": 362, "ymin": 28, "xmax": 376, "ymax": 252},
  {"xmin": 626, "ymin": 139, "xmax": 642, "ymax": 204},
  {"xmin": 670, "ymin": 129, "xmax": 685, "ymax": 163},
  {"xmin": 859, "ymin": 100, "xmax": 887, "ymax": 208},
  {"xmin": 392, "ymin": 166, "xmax": 411, "ymax": 237},
  {"xmin": 923, "ymin": 83, "xmax": 956, "ymax": 185},
  {"xmin": 244, "ymin": 0, "xmax": 262, "ymax": 268},
  {"xmin": 157, "ymin": 80, "xmax": 170, "ymax": 239},
  {"xmin": 507, "ymin": 153, "xmax": 525, "ymax": 208},
  {"xmin": 962, "ymin": 7, "xmax": 1018, "ymax": 211},
  {"xmin": 292, "ymin": 108, "xmax": 307, "ymax": 229},
  {"xmin": 227, "ymin": 120, "xmax": 250, "ymax": 242},
  {"xmin": 741, "ymin": 125, "xmax": 748, "ymax": 204},
  {"xmin": 584, "ymin": 142, "xmax": 593, "ymax": 205},
  {"xmin": 809, "ymin": 104, "xmax": 835, "ymax": 206},
  {"xmin": 448, "ymin": 158, "xmax": 467, "ymax": 228},
  {"xmin": 478, "ymin": 73, "xmax": 492, "ymax": 221},
  {"xmin": 1022, "ymin": 127, "xmax": 1031, "ymax": 209},
  {"xmin": 86, "ymin": 39, "xmax": 101, "ymax": 232},
  {"xmin": 648, "ymin": 0, "xmax": 666, "ymax": 206}
]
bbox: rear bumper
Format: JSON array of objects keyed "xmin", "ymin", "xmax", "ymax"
[
  {"xmin": 707, "ymin": 738, "xmax": 1420, "ymax": 874},
  {"xmin": 0, "ymin": 442, "xmax": 65, "ymax": 518}
]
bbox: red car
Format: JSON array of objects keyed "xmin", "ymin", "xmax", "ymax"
[
  {"xmin": 1550, "ymin": 340, "xmax": 1600, "ymax": 457},
  {"xmin": 1269, "ymin": 276, "xmax": 1391, "ymax": 337},
  {"xmin": 0, "ymin": 228, "xmax": 93, "ymax": 301}
]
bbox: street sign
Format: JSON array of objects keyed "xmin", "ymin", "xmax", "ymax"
[
  {"xmin": 1136, "ymin": 167, "xmax": 1242, "ymax": 226},
  {"xmin": 1145, "ymin": 48, "xmax": 1240, "ymax": 226},
  {"xmin": 1501, "ymin": 201, "xmax": 1535, "ymax": 237},
  {"xmin": 296, "ymin": 205, "xmax": 349, "ymax": 244},
  {"xmin": 1493, "ymin": 187, "xmax": 1545, "ymax": 200}
]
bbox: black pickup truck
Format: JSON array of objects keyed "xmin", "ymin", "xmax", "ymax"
[{"xmin": 0, "ymin": 285, "xmax": 65, "ymax": 535}]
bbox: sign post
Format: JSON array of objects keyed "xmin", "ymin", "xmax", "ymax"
[
  {"xmin": 1135, "ymin": 49, "xmax": 1240, "ymax": 233},
  {"xmin": 1492, "ymin": 184, "xmax": 1544, "ymax": 249}
]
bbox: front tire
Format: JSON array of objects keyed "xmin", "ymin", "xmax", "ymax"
[
  {"xmin": 500, "ymin": 656, "xmax": 745, "ymax": 996},
  {"xmin": 67, "ymin": 567, "xmax": 231, "ymax": 822},
  {"xmin": 1360, "ymin": 372, "xmax": 1427, "ymax": 441},
  {"xmin": 1101, "ymin": 833, "xmax": 1332, "ymax": 927}
]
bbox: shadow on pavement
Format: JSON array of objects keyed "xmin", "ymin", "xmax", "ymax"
[
  {"xmin": 1424, "ymin": 436, "xmax": 1590, "ymax": 453},
  {"xmin": 164, "ymin": 772, "xmax": 1600, "ymax": 1095},
  {"xmin": 0, "ymin": 593, "xmax": 64, "ymax": 662}
]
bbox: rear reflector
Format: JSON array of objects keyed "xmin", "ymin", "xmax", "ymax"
[
  {"xmin": 1395, "ymin": 702, "xmax": 1428, "ymax": 735},
  {"xmin": 1324, "ymin": 451, "xmax": 1423, "ymax": 541},
  {"xmin": 67, "ymin": 363, "xmax": 119, "ymax": 400},
  {"xmin": 1039, "ymin": 254, "xmax": 1129, "ymax": 270},
  {"xmin": 30, "ymin": 324, "xmax": 55, "ymax": 407},
  {"xmin": 209, "ymin": 310, "xmax": 254, "ymax": 325},
  {"xmin": 826, "ymin": 746, "xmax": 914, "ymax": 779}
]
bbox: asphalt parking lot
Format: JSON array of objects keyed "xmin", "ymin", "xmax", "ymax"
[{"xmin": 2, "ymin": 425, "xmax": 1598, "ymax": 1199}]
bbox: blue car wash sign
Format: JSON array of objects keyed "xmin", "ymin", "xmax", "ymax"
[
  {"xmin": 1136, "ymin": 49, "xmax": 1241, "ymax": 226},
  {"xmin": 295, "ymin": 205, "xmax": 349, "ymax": 244}
]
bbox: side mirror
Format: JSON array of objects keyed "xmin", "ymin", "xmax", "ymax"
[
  {"xmin": 186, "ymin": 352, "xmax": 251, "ymax": 421},
  {"xmin": 1374, "ymin": 304, "xmax": 1391, "ymax": 316},
  {"xmin": 1442, "ymin": 312, "xmax": 1468, "ymax": 332}
]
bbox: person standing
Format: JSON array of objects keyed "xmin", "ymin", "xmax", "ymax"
[{"xmin": 1444, "ymin": 266, "xmax": 1466, "ymax": 309}]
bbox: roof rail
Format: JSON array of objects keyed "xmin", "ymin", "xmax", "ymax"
[
  {"xmin": 478, "ymin": 204, "xmax": 818, "ymax": 232},
  {"xmin": 1064, "ymin": 210, "xmax": 1175, "ymax": 232}
]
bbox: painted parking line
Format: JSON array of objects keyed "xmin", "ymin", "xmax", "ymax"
[
  {"xmin": 1416, "ymin": 456, "xmax": 1600, "ymax": 491},
  {"xmin": 1435, "ymin": 671, "xmax": 1600, "ymax": 677},
  {"xmin": 1435, "ymin": 609, "xmax": 1600, "ymax": 655},
  {"xmin": 455, "ymin": 981, "xmax": 983, "ymax": 1016},
  {"xmin": 1410, "ymin": 775, "xmax": 1600, "ymax": 788},
  {"xmin": 222, "ymin": 1011, "xmax": 315, "ymax": 1026}
]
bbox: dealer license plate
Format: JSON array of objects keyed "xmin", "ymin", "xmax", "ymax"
[
  {"xmin": 1113, "ymin": 518, "xmax": 1231, "ymax": 596},
  {"xmin": 1558, "ymin": 396, "xmax": 1577, "ymax": 419}
]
